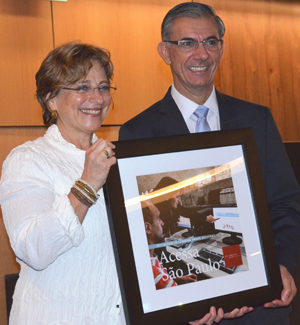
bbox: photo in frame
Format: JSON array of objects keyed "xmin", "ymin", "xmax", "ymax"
[{"xmin": 104, "ymin": 128, "xmax": 282, "ymax": 325}]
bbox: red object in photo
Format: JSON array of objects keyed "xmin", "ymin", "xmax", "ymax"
[{"xmin": 222, "ymin": 244, "xmax": 243, "ymax": 268}]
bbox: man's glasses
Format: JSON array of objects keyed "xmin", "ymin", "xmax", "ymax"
[
  {"xmin": 165, "ymin": 39, "xmax": 223, "ymax": 52},
  {"xmin": 63, "ymin": 84, "xmax": 117, "ymax": 97}
]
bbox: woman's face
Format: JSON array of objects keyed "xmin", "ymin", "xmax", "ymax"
[
  {"xmin": 49, "ymin": 61, "xmax": 111, "ymax": 140},
  {"xmin": 168, "ymin": 191, "xmax": 181, "ymax": 209}
]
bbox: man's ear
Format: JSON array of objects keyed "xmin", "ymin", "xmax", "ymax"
[
  {"xmin": 157, "ymin": 42, "xmax": 172, "ymax": 65},
  {"xmin": 220, "ymin": 40, "xmax": 225, "ymax": 59},
  {"xmin": 145, "ymin": 222, "xmax": 152, "ymax": 235}
]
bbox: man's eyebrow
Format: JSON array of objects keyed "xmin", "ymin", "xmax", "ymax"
[
  {"xmin": 205, "ymin": 36, "xmax": 219, "ymax": 40},
  {"xmin": 180, "ymin": 36, "xmax": 219, "ymax": 41},
  {"xmin": 180, "ymin": 37, "xmax": 196, "ymax": 41}
]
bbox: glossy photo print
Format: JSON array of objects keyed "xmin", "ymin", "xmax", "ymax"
[{"xmin": 137, "ymin": 165, "xmax": 249, "ymax": 292}]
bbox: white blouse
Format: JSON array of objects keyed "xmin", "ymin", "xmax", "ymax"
[{"xmin": 0, "ymin": 125, "xmax": 126, "ymax": 325}]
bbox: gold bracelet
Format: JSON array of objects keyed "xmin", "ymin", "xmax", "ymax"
[
  {"xmin": 71, "ymin": 187, "xmax": 93, "ymax": 207},
  {"xmin": 73, "ymin": 184, "xmax": 97, "ymax": 204},
  {"xmin": 71, "ymin": 187, "xmax": 94, "ymax": 207},
  {"xmin": 77, "ymin": 179, "xmax": 99, "ymax": 199},
  {"xmin": 75, "ymin": 181, "xmax": 97, "ymax": 201},
  {"xmin": 71, "ymin": 187, "xmax": 93, "ymax": 206}
]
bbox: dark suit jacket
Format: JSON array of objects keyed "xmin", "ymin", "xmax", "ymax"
[
  {"xmin": 119, "ymin": 88, "xmax": 300, "ymax": 323},
  {"xmin": 119, "ymin": 87, "xmax": 300, "ymax": 276}
]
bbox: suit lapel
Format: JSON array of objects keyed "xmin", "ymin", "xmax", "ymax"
[
  {"xmin": 158, "ymin": 88, "xmax": 190, "ymax": 136},
  {"xmin": 157, "ymin": 88, "xmax": 240, "ymax": 135},
  {"xmin": 216, "ymin": 90, "xmax": 240, "ymax": 131}
]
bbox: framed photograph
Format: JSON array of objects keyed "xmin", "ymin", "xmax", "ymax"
[{"xmin": 104, "ymin": 128, "xmax": 282, "ymax": 325}]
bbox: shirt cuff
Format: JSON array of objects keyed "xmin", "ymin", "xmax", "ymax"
[{"xmin": 53, "ymin": 194, "xmax": 85, "ymax": 247}]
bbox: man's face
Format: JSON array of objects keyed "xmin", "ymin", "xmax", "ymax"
[
  {"xmin": 148, "ymin": 204, "xmax": 165, "ymax": 244},
  {"xmin": 158, "ymin": 16, "xmax": 224, "ymax": 102}
]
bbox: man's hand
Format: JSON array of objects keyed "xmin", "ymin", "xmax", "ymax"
[
  {"xmin": 264, "ymin": 264, "xmax": 297, "ymax": 308},
  {"xmin": 223, "ymin": 306, "xmax": 253, "ymax": 319},
  {"xmin": 189, "ymin": 306, "xmax": 253, "ymax": 325},
  {"xmin": 189, "ymin": 307, "xmax": 224, "ymax": 325}
]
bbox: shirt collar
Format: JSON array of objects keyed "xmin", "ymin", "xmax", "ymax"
[
  {"xmin": 45, "ymin": 124, "xmax": 98, "ymax": 152},
  {"xmin": 171, "ymin": 83, "xmax": 219, "ymax": 122}
]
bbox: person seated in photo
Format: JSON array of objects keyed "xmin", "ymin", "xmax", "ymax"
[{"xmin": 142, "ymin": 202, "xmax": 197, "ymax": 290}]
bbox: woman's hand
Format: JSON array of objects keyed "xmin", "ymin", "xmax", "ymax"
[
  {"xmin": 81, "ymin": 138, "xmax": 117, "ymax": 191},
  {"xmin": 69, "ymin": 139, "xmax": 116, "ymax": 222}
]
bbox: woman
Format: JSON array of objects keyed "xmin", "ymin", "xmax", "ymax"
[
  {"xmin": 0, "ymin": 42, "xmax": 123, "ymax": 324},
  {"xmin": 154, "ymin": 177, "xmax": 218, "ymax": 237},
  {"xmin": 0, "ymin": 42, "xmax": 250, "ymax": 325}
]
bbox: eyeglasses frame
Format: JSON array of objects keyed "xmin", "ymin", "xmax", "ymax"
[
  {"xmin": 164, "ymin": 38, "xmax": 223, "ymax": 51},
  {"xmin": 62, "ymin": 85, "xmax": 117, "ymax": 96}
]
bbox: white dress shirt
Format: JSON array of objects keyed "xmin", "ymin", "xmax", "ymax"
[
  {"xmin": 0, "ymin": 125, "xmax": 125, "ymax": 325},
  {"xmin": 171, "ymin": 83, "xmax": 220, "ymax": 132}
]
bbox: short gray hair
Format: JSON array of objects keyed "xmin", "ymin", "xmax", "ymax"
[{"xmin": 161, "ymin": 2, "xmax": 225, "ymax": 41}]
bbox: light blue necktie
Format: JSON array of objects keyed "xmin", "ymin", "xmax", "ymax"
[{"xmin": 193, "ymin": 106, "xmax": 211, "ymax": 132}]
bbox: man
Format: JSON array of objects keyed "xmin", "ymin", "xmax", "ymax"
[
  {"xmin": 143, "ymin": 201, "xmax": 199, "ymax": 288},
  {"xmin": 142, "ymin": 203, "xmax": 178, "ymax": 290},
  {"xmin": 120, "ymin": 3, "xmax": 300, "ymax": 324}
]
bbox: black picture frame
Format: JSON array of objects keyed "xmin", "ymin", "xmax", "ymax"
[{"xmin": 104, "ymin": 128, "xmax": 282, "ymax": 325}]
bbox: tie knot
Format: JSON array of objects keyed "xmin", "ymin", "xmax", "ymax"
[{"xmin": 194, "ymin": 106, "xmax": 209, "ymax": 119}]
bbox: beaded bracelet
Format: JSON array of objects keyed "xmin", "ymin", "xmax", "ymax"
[
  {"xmin": 71, "ymin": 186, "xmax": 94, "ymax": 207},
  {"xmin": 71, "ymin": 179, "xmax": 99, "ymax": 208},
  {"xmin": 73, "ymin": 185, "xmax": 97, "ymax": 204}
]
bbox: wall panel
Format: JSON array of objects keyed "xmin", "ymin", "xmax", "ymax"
[
  {"xmin": 210, "ymin": 0, "xmax": 300, "ymax": 140},
  {"xmin": 51, "ymin": 0, "xmax": 300, "ymax": 140},
  {"xmin": 0, "ymin": 0, "xmax": 299, "ymax": 139},
  {"xmin": 52, "ymin": 0, "xmax": 183, "ymax": 125},
  {"xmin": 0, "ymin": 0, "xmax": 53, "ymax": 126}
]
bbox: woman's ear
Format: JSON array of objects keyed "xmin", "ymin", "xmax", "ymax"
[
  {"xmin": 157, "ymin": 42, "xmax": 172, "ymax": 65},
  {"xmin": 46, "ymin": 93, "xmax": 56, "ymax": 111}
]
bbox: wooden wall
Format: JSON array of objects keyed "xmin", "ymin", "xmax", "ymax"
[{"xmin": 0, "ymin": 0, "xmax": 300, "ymax": 323}]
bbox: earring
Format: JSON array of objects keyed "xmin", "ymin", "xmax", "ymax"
[{"xmin": 51, "ymin": 111, "xmax": 58, "ymax": 120}]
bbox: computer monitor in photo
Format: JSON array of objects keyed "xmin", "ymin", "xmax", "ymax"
[
  {"xmin": 191, "ymin": 207, "xmax": 214, "ymax": 237},
  {"xmin": 177, "ymin": 215, "xmax": 193, "ymax": 238},
  {"xmin": 213, "ymin": 207, "xmax": 243, "ymax": 245}
]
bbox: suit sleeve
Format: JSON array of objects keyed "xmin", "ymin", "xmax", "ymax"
[
  {"xmin": 264, "ymin": 109, "xmax": 300, "ymax": 275},
  {"xmin": 119, "ymin": 123, "xmax": 138, "ymax": 140}
]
